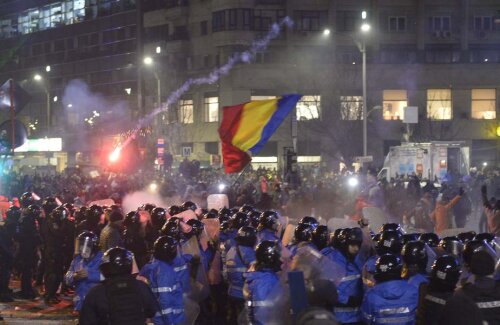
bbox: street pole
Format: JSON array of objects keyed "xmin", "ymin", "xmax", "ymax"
[
  {"xmin": 362, "ymin": 40, "xmax": 367, "ymax": 156},
  {"xmin": 46, "ymin": 89, "xmax": 51, "ymax": 135},
  {"xmin": 156, "ymin": 74, "xmax": 161, "ymax": 108}
]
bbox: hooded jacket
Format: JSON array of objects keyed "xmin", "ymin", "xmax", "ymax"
[{"xmin": 361, "ymin": 279, "xmax": 419, "ymax": 325}]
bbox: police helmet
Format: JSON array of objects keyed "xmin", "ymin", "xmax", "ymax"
[
  {"xmin": 160, "ymin": 218, "xmax": 182, "ymax": 241},
  {"xmin": 153, "ymin": 236, "xmax": 178, "ymax": 263},
  {"xmin": 312, "ymin": 225, "xmax": 329, "ymax": 251},
  {"xmin": 379, "ymin": 223, "xmax": 403, "ymax": 235},
  {"xmin": 100, "ymin": 247, "xmax": 133, "ymax": 278},
  {"xmin": 473, "ymin": 233, "xmax": 496, "ymax": 246},
  {"xmin": 239, "ymin": 204, "xmax": 255, "ymax": 214},
  {"xmin": 181, "ymin": 201, "xmax": 197, "ymax": 212},
  {"xmin": 463, "ymin": 239, "xmax": 494, "ymax": 268},
  {"xmin": 330, "ymin": 228, "xmax": 345, "ymax": 250},
  {"xmin": 50, "ymin": 206, "xmax": 68, "ymax": 224},
  {"xmin": 294, "ymin": 223, "xmax": 313, "ymax": 243},
  {"xmin": 402, "ymin": 233, "xmax": 420, "ymax": 245},
  {"xmin": 419, "ymin": 233, "xmax": 440, "ymax": 247},
  {"xmin": 430, "ymin": 255, "xmax": 461, "ymax": 290},
  {"xmin": 374, "ymin": 254, "xmax": 403, "ymax": 283},
  {"xmin": 247, "ymin": 210, "xmax": 261, "ymax": 228},
  {"xmin": 42, "ymin": 197, "xmax": 58, "ymax": 215},
  {"xmin": 151, "ymin": 207, "xmax": 167, "ymax": 228},
  {"xmin": 258, "ymin": 210, "xmax": 280, "ymax": 231},
  {"xmin": 438, "ymin": 236, "xmax": 464, "ymax": 257},
  {"xmin": 401, "ymin": 240, "xmax": 428, "ymax": 271},
  {"xmin": 203, "ymin": 210, "xmax": 218, "ymax": 219},
  {"xmin": 76, "ymin": 231, "xmax": 99, "ymax": 259},
  {"xmin": 231, "ymin": 212, "xmax": 249, "ymax": 230},
  {"xmin": 74, "ymin": 207, "xmax": 87, "ymax": 224},
  {"xmin": 123, "ymin": 211, "xmax": 141, "ymax": 229},
  {"xmin": 20, "ymin": 192, "xmax": 35, "ymax": 208},
  {"xmin": 298, "ymin": 216, "xmax": 319, "ymax": 229},
  {"xmin": 26, "ymin": 204, "xmax": 42, "ymax": 218},
  {"xmin": 186, "ymin": 219, "xmax": 204, "ymax": 238},
  {"xmin": 235, "ymin": 226, "xmax": 257, "ymax": 247},
  {"xmin": 141, "ymin": 203, "xmax": 156, "ymax": 214},
  {"xmin": 377, "ymin": 230, "xmax": 403, "ymax": 255},
  {"xmin": 255, "ymin": 240, "xmax": 282, "ymax": 272},
  {"xmin": 218, "ymin": 207, "xmax": 232, "ymax": 221},
  {"xmin": 167, "ymin": 205, "xmax": 182, "ymax": 217},
  {"xmin": 86, "ymin": 205, "xmax": 103, "ymax": 224},
  {"xmin": 5, "ymin": 206, "xmax": 21, "ymax": 223},
  {"xmin": 457, "ymin": 231, "xmax": 476, "ymax": 244}
]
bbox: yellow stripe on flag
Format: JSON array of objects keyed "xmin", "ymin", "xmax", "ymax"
[{"xmin": 231, "ymin": 98, "xmax": 279, "ymax": 152}]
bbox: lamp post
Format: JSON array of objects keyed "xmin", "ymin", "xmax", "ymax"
[
  {"xmin": 360, "ymin": 12, "xmax": 371, "ymax": 157},
  {"xmin": 33, "ymin": 73, "xmax": 51, "ymax": 135},
  {"xmin": 144, "ymin": 56, "xmax": 161, "ymax": 107}
]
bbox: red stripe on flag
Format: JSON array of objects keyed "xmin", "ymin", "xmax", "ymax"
[{"xmin": 218, "ymin": 103, "xmax": 250, "ymax": 173}]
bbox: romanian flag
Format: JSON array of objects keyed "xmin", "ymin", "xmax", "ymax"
[{"xmin": 218, "ymin": 94, "xmax": 302, "ymax": 173}]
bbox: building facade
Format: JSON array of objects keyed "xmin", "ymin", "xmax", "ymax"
[
  {"xmin": 0, "ymin": 0, "xmax": 498, "ymax": 172},
  {"xmin": 142, "ymin": 0, "xmax": 500, "ymax": 171}
]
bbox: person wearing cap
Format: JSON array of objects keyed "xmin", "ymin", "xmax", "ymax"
[{"xmin": 441, "ymin": 248, "xmax": 500, "ymax": 325}]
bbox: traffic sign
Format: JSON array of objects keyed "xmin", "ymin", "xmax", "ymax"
[{"xmin": 0, "ymin": 79, "xmax": 31, "ymax": 114}]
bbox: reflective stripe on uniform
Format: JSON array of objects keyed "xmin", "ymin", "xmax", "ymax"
[
  {"xmin": 160, "ymin": 308, "xmax": 184, "ymax": 315},
  {"xmin": 229, "ymin": 285, "xmax": 243, "ymax": 291},
  {"xmin": 247, "ymin": 300, "xmax": 273, "ymax": 307},
  {"xmin": 476, "ymin": 301, "xmax": 500, "ymax": 309},
  {"xmin": 151, "ymin": 285, "xmax": 179, "ymax": 293},
  {"xmin": 379, "ymin": 307, "xmax": 410, "ymax": 315},
  {"xmin": 174, "ymin": 265, "xmax": 187, "ymax": 272},
  {"xmin": 340, "ymin": 274, "xmax": 361, "ymax": 282},
  {"xmin": 425, "ymin": 295, "xmax": 447, "ymax": 305},
  {"xmin": 334, "ymin": 307, "xmax": 360, "ymax": 313},
  {"xmin": 376, "ymin": 316, "xmax": 414, "ymax": 324}
]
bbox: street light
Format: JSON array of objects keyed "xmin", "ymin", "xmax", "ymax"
[
  {"xmin": 156, "ymin": 46, "xmax": 161, "ymax": 54},
  {"xmin": 360, "ymin": 11, "xmax": 371, "ymax": 157},
  {"xmin": 323, "ymin": 28, "xmax": 331, "ymax": 36},
  {"xmin": 33, "ymin": 73, "xmax": 51, "ymax": 134},
  {"xmin": 144, "ymin": 57, "xmax": 161, "ymax": 107}
]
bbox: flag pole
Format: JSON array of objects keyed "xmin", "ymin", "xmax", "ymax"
[{"xmin": 230, "ymin": 161, "xmax": 252, "ymax": 189}]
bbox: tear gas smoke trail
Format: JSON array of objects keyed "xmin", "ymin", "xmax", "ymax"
[{"xmin": 115, "ymin": 17, "xmax": 294, "ymax": 153}]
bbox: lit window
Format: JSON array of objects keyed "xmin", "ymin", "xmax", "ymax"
[
  {"xmin": 383, "ymin": 90, "xmax": 407, "ymax": 120},
  {"xmin": 204, "ymin": 97, "xmax": 219, "ymax": 122},
  {"xmin": 179, "ymin": 99, "xmax": 194, "ymax": 124},
  {"xmin": 427, "ymin": 89, "xmax": 452, "ymax": 120},
  {"xmin": 251, "ymin": 95, "xmax": 276, "ymax": 100},
  {"xmin": 296, "ymin": 95, "xmax": 320, "ymax": 120},
  {"xmin": 340, "ymin": 96, "xmax": 363, "ymax": 120},
  {"xmin": 471, "ymin": 89, "xmax": 496, "ymax": 119}
]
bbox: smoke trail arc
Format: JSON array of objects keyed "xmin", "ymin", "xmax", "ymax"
[{"xmin": 115, "ymin": 17, "xmax": 294, "ymax": 155}]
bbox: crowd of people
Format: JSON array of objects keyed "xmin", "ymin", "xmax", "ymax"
[{"xmin": 0, "ymin": 165, "xmax": 498, "ymax": 325}]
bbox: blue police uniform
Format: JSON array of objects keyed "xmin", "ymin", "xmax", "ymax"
[
  {"xmin": 226, "ymin": 245, "xmax": 256, "ymax": 299},
  {"xmin": 361, "ymin": 279, "xmax": 419, "ymax": 325},
  {"xmin": 171, "ymin": 253, "xmax": 193, "ymax": 294},
  {"xmin": 65, "ymin": 251, "xmax": 103, "ymax": 311},
  {"xmin": 140, "ymin": 258, "xmax": 185, "ymax": 325},
  {"xmin": 256, "ymin": 229, "xmax": 279, "ymax": 244},
  {"xmin": 327, "ymin": 249, "xmax": 364, "ymax": 324},
  {"xmin": 244, "ymin": 269, "xmax": 280, "ymax": 325},
  {"xmin": 407, "ymin": 273, "xmax": 429, "ymax": 289}
]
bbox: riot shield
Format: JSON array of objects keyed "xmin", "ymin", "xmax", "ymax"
[
  {"xmin": 281, "ymin": 224, "xmax": 296, "ymax": 247},
  {"xmin": 182, "ymin": 295, "xmax": 200, "ymax": 325},
  {"xmin": 181, "ymin": 237, "xmax": 210, "ymax": 302},
  {"xmin": 362, "ymin": 207, "xmax": 387, "ymax": 234}
]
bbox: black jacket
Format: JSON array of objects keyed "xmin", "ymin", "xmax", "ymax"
[{"xmin": 79, "ymin": 275, "xmax": 158, "ymax": 325}]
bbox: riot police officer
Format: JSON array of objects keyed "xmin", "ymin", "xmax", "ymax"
[
  {"xmin": 43, "ymin": 206, "xmax": 68, "ymax": 304},
  {"xmin": 329, "ymin": 228, "xmax": 366, "ymax": 324},
  {"xmin": 79, "ymin": 247, "xmax": 158, "ymax": 325},
  {"xmin": 0, "ymin": 206, "xmax": 19, "ymax": 302},
  {"xmin": 123, "ymin": 211, "xmax": 148, "ymax": 269},
  {"xmin": 148, "ymin": 207, "xmax": 167, "ymax": 245},
  {"xmin": 361, "ymin": 254, "xmax": 419, "ymax": 325},
  {"xmin": 401, "ymin": 240, "xmax": 429, "ymax": 289},
  {"xmin": 298, "ymin": 216, "xmax": 319, "ymax": 229},
  {"xmin": 77, "ymin": 205, "xmax": 103, "ymax": 237},
  {"xmin": 418, "ymin": 233, "xmax": 440, "ymax": 248},
  {"xmin": 311, "ymin": 225, "xmax": 329, "ymax": 251},
  {"xmin": 256, "ymin": 210, "xmax": 281, "ymax": 244},
  {"xmin": 226, "ymin": 226, "xmax": 257, "ymax": 324},
  {"xmin": 65, "ymin": 231, "xmax": 103, "ymax": 312},
  {"xmin": 417, "ymin": 255, "xmax": 461, "ymax": 325},
  {"xmin": 139, "ymin": 236, "xmax": 186, "ymax": 325},
  {"xmin": 243, "ymin": 240, "xmax": 283, "ymax": 325},
  {"xmin": 14, "ymin": 204, "xmax": 42, "ymax": 299},
  {"xmin": 287, "ymin": 223, "xmax": 314, "ymax": 257},
  {"xmin": 438, "ymin": 236, "xmax": 464, "ymax": 261}
]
